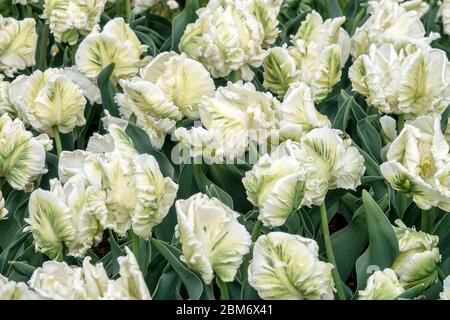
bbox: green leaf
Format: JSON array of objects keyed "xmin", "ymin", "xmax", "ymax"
[
  {"xmin": 357, "ymin": 115, "xmax": 382, "ymax": 163},
  {"xmin": 333, "ymin": 90, "xmax": 353, "ymax": 131},
  {"xmin": 326, "ymin": 0, "xmax": 343, "ymax": 18},
  {"xmin": 135, "ymin": 30, "xmax": 158, "ymax": 56},
  {"xmin": 396, "ymin": 284, "xmax": 426, "ymax": 300},
  {"xmin": 177, "ymin": 164, "xmax": 199, "ymax": 199},
  {"xmin": 433, "ymin": 213, "xmax": 450, "ymax": 260},
  {"xmin": 107, "ymin": 230, "xmax": 124, "ymax": 277},
  {"xmin": 97, "ymin": 63, "xmax": 119, "ymax": 117},
  {"xmin": 171, "ymin": 0, "xmax": 199, "ymax": 51},
  {"xmin": 35, "ymin": 21, "xmax": 49, "ymax": 71},
  {"xmin": 206, "ymin": 184, "xmax": 234, "ymax": 209},
  {"xmin": 152, "ymin": 269, "xmax": 182, "ymax": 300},
  {"xmin": 360, "ymin": 190, "xmax": 399, "ymax": 287},
  {"xmin": 154, "ymin": 206, "xmax": 177, "ymax": 243},
  {"xmin": 8, "ymin": 261, "xmax": 36, "ymax": 278},
  {"xmin": 332, "ymin": 206, "xmax": 368, "ymax": 281},
  {"xmin": 193, "ymin": 164, "xmax": 233, "ymax": 209},
  {"xmin": 0, "ymin": 231, "xmax": 30, "ymax": 275},
  {"xmin": 150, "ymin": 238, "xmax": 203, "ymax": 299},
  {"xmin": 137, "ymin": 240, "xmax": 152, "ymax": 276},
  {"xmin": 441, "ymin": 105, "xmax": 450, "ymax": 134},
  {"xmin": 125, "ymin": 123, "xmax": 174, "ymax": 178}
]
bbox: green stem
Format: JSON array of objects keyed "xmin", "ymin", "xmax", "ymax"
[
  {"xmin": 37, "ymin": 23, "xmax": 49, "ymax": 71},
  {"xmin": 398, "ymin": 193, "xmax": 409, "ymax": 219},
  {"xmin": 421, "ymin": 208, "xmax": 436, "ymax": 234},
  {"xmin": 251, "ymin": 220, "xmax": 262, "ymax": 242},
  {"xmin": 397, "ymin": 114, "xmax": 405, "ymax": 133},
  {"xmin": 241, "ymin": 219, "xmax": 263, "ymax": 284},
  {"xmin": 123, "ymin": 0, "xmax": 131, "ymax": 21},
  {"xmin": 216, "ymin": 277, "xmax": 229, "ymax": 300},
  {"xmin": 131, "ymin": 230, "xmax": 140, "ymax": 263},
  {"xmin": 350, "ymin": 8, "xmax": 366, "ymax": 35},
  {"xmin": 319, "ymin": 202, "xmax": 346, "ymax": 300},
  {"xmin": 52, "ymin": 127, "xmax": 63, "ymax": 155},
  {"xmin": 0, "ymin": 177, "xmax": 6, "ymax": 190}
]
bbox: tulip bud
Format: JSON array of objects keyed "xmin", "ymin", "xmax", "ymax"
[
  {"xmin": 358, "ymin": 268, "xmax": 404, "ymax": 300},
  {"xmin": 392, "ymin": 220, "xmax": 441, "ymax": 289}
]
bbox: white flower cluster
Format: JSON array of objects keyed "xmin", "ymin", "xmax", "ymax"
[
  {"xmin": 263, "ymin": 11, "xmax": 350, "ymax": 101},
  {"xmin": 351, "ymin": 0, "xmax": 437, "ymax": 58},
  {"xmin": 25, "ymin": 121, "xmax": 178, "ymax": 259},
  {"xmin": 0, "ymin": 248, "xmax": 151, "ymax": 300},
  {"xmin": 116, "ymin": 51, "xmax": 215, "ymax": 149},
  {"xmin": 243, "ymin": 128, "xmax": 365, "ymax": 228},
  {"xmin": 349, "ymin": 0, "xmax": 450, "ymax": 119}
]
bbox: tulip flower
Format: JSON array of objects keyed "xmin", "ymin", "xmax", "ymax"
[
  {"xmin": 103, "ymin": 247, "xmax": 152, "ymax": 300},
  {"xmin": 139, "ymin": 52, "xmax": 215, "ymax": 119},
  {"xmin": 351, "ymin": 0, "xmax": 438, "ymax": 58},
  {"xmin": 0, "ymin": 16, "xmax": 37, "ymax": 77},
  {"xmin": 392, "ymin": 220, "xmax": 441, "ymax": 289},
  {"xmin": 42, "ymin": 0, "xmax": 107, "ymax": 45},
  {"xmin": 380, "ymin": 115, "xmax": 450, "ymax": 211},
  {"xmin": 179, "ymin": 0, "xmax": 270, "ymax": 81},
  {"xmin": 358, "ymin": 269, "xmax": 404, "ymax": 300},
  {"xmin": 349, "ymin": 44, "xmax": 450, "ymax": 118},
  {"xmin": 278, "ymin": 82, "xmax": 331, "ymax": 140},
  {"xmin": 248, "ymin": 232, "xmax": 335, "ymax": 300},
  {"xmin": 8, "ymin": 68, "xmax": 87, "ymax": 137},
  {"xmin": 243, "ymin": 154, "xmax": 306, "ymax": 228},
  {"xmin": 76, "ymin": 17, "xmax": 147, "ymax": 82},
  {"xmin": 175, "ymin": 193, "xmax": 251, "ymax": 284},
  {"xmin": 0, "ymin": 114, "xmax": 51, "ymax": 191},
  {"xmin": 263, "ymin": 10, "xmax": 350, "ymax": 100},
  {"xmin": 276, "ymin": 129, "xmax": 365, "ymax": 207}
]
